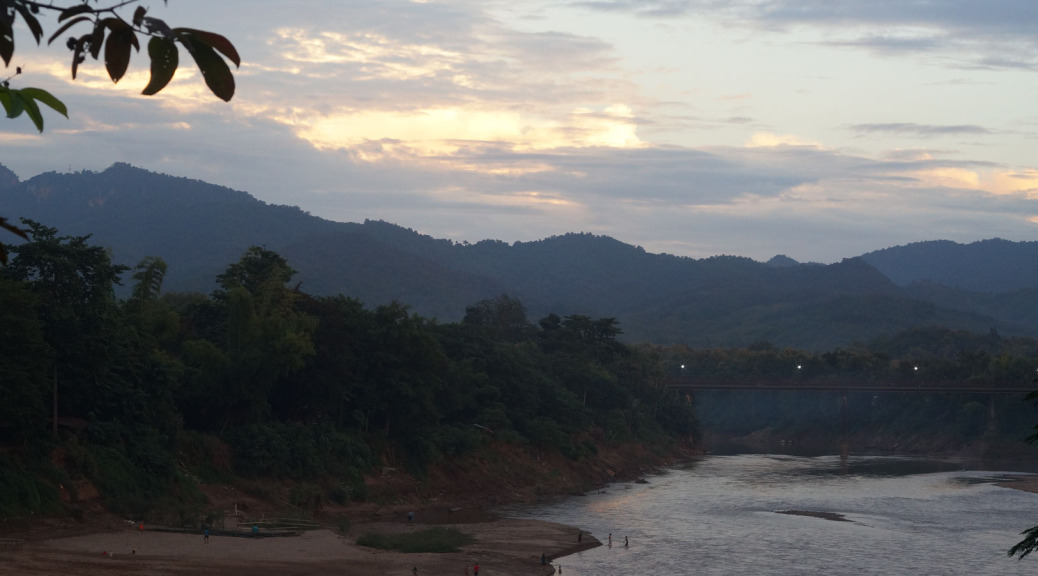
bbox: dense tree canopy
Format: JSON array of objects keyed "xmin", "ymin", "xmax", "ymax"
[{"xmin": 0, "ymin": 229, "xmax": 700, "ymax": 518}]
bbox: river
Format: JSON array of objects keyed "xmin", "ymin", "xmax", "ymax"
[{"xmin": 504, "ymin": 454, "xmax": 1038, "ymax": 575}]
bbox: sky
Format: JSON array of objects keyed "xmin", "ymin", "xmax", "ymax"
[{"xmin": 2, "ymin": 0, "xmax": 1037, "ymax": 263}]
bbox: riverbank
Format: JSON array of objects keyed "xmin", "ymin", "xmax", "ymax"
[
  {"xmin": 0, "ymin": 511, "xmax": 600, "ymax": 575},
  {"xmin": 1, "ymin": 438, "xmax": 680, "ymax": 575}
]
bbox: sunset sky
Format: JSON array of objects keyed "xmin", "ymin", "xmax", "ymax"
[{"xmin": 2, "ymin": 0, "xmax": 1036, "ymax": 263}]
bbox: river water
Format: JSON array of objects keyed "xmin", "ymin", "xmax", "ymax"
[{"xmin": 504, "ymin": 454, "xmax": 1038, "ymax": 575}]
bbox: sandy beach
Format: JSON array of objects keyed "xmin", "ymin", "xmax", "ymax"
[
  {"xmin": 999, "ymin": 474, "xmax": 1038, "ymax": 495},
  {"xmin": 0, "ymin": 510, "xmax": 598, "ymax": 576}
]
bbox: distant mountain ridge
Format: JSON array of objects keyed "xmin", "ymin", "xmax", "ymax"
[
  {"xmin": 3, "ymin": 163, "xmax": 1037, "ymax": 350},
  {"xmin": 859, "ymin": 239, "xmax": 1038, "ymax": 293}
]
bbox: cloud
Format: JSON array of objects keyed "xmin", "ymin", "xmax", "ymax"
[
  {"xmin": 4, "ymin": 105, "xmax": 1035, "ymax": 264},
  {"xmin": 850, "ymin": 123, "xmax": 995, "ymax": 137},
  {"xmin": 227, "ymin": 3, "xmax": 644, "ymax": 155},
  {"xmin": 252, "ymin": 136, "xmax": 1036, "ymax": 263},
  {"xmin": 745, "ymin": 132, "xmax": 821, "ymax": 148},
  {"xmin": 819, "ymin": 35, "xmax": 943, "ymax": 56},
  {"xmin": 573, "ymin": 0, "xmax": 1038, "ymax": 34},
  {"xmin": 571, "ymin": 0, "xmax": 1038, "ymax": 70}
]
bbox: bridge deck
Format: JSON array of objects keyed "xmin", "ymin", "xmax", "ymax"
[{"xmin": 666, "ymin": 377, "xmax": 1034, "ymax": 394}]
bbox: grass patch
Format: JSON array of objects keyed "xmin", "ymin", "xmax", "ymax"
[{"xmin": 355, "ymin": 527, "xmax": 474, "ymax": 553}]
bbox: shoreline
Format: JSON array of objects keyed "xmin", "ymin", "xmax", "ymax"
[
  {"xmin": 0, "ymin": 439, "xmax": 681, "ymax": 575},
  {"xmin": 0, "ymin": 440, "xmax": 671, "ymax": 576},
  {"xmin": 0, "ymin": 510, "xmax": 600, "ymax": 576}
]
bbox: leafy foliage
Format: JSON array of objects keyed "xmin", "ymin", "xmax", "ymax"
[
  {"xmin": 0, "ymin": 83, "xmax": 67, "ymax": 131},
  {"xmin": 130, "ymin": 256, "xmax": 167, "ymax": 302},
  {"xmin": 0, "ymin": 215, "xmax": 27, "ymax": 264},
  {"xmin": 0, "ymin": 277, "xmax": 50, "ymax": 443},
  {"xmin": 227, "ymin": 421, "xmax": 370, "ymax": 481},
  {"xmin": 1, "ymin": 0, "xmax": 240, "ymax": 124},
  {"xmin": 0, "ymin": 228, "xmax": 705, "ymax": 517},
  {"xmin": 1010, "ymin": 525, "xmax": 1038, "ymax": 559},
  {"xmin": 0, "ymin": 457, "xmax": 62, "ymax": 517}
]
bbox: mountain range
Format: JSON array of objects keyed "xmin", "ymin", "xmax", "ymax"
[{"xmin": 3, "ymin": 162, "xmax": 1037, "ymax": 350}]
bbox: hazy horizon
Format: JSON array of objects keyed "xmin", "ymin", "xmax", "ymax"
[{"xmin": 4, "ymin": 160, "xmax": 1023, "ymax": 266}]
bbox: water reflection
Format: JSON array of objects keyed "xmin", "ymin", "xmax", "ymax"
[{"xmin": 505, "ymin": 454, "xmax": 1038, "ymax": 576}]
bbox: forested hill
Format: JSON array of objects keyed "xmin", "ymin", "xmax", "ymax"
[
  {"xmin": 3, "ymin": 162, "xmax": 1038, "ymax": 350},
  {"xmin": 859, "ymin": 239, "xmax": 1038, "ymax": 293}
]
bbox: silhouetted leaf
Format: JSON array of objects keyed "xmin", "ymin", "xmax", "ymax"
[
  {"xmin": 0, "ymin": 19, "xmax": 14, "ymax": 66},
  {"xmin": 14, "ymin": 3, "xmax": 44, "ymax": 44},
  {"xmin": 133, "ymin": 6, "xmax": 148, "ymax": 28},
  {"xmin": 0, "ymin": 216, "xmax": 28, "ymax": 239},
  {"xmin": 174, "ymin": 28, "xmax": 240, "ymax": 67},
  {"xmin": 142, "ymin": 37, "xmax": 178, "ymax": 95},
  {"xmin": 178, "ymin": 33, "xmax": 234, "ymax": 101},
  {"xmin": 20, "ymin": 88, "xmax": 69, "ymax": 119},
  {"xmin": 143, "ymin": 16, "xmax": 173, "ymax": 38},
  {"xmin": 47, "ymin": 15, "xmax": 92, "ymax": 45},
  {"xmin": 0, "ymin": 87, "xmax": 25, "ymax": 119},
  {"xmin": 18, "ymin": 93, "xmax": 44, "ymax": 132},
  {"xmin": 58, "ymin": 4, "xmax": 95, "ymax": 21},
  {"xmin": 70, "ymin": 35, "xmax": 89, "ymax": 79},
  {"xmin": 104, "ymin": 23, "xmax": 139, "ymax": 83},
  {"xmin": 1, "ymin": 88, "xmax": 46, "ymax": 131},
  {"xmin": 88, "ymin": 20, "xmax": 106, "ymax": 59}
]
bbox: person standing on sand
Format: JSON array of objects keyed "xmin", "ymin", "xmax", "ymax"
[
  {"xmin": 624, "ymin": 536, "xmax": 629, "ymax": 547},
  {"xmin": 412, "ymin": 567, "xmax": 418, "ymax": 575},
  {"xmin": 608, "ymin": 533, "xmax": 612, "ymax": 546},
  {"xmin": 473, "ymin": 562, "xmax": 479, "ymax": 576},
  {"xmin": 204, "ymin": 527, "xmax": 209, "ymax": 543}
]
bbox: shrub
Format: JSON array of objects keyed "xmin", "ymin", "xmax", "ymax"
[
  {"xmin": 289, "ymin": 482, "xmax": 322, "ymax": 514},
  {"xmin": 355, "ymin": 527, "xmax": 474, "ymax": 553}
]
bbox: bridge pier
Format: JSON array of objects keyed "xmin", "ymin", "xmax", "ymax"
[
  {"xmin": 840, "ymin": 391, "xmax": 850, "ymax": 474},
  {"xmin": 841, "ymin": 391, "xmax": 848, "ymax": 440}
]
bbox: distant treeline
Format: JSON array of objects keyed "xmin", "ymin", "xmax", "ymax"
[{"xmin": 0, "ymin": 221, "xmax": 696, "ymax": 519}]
